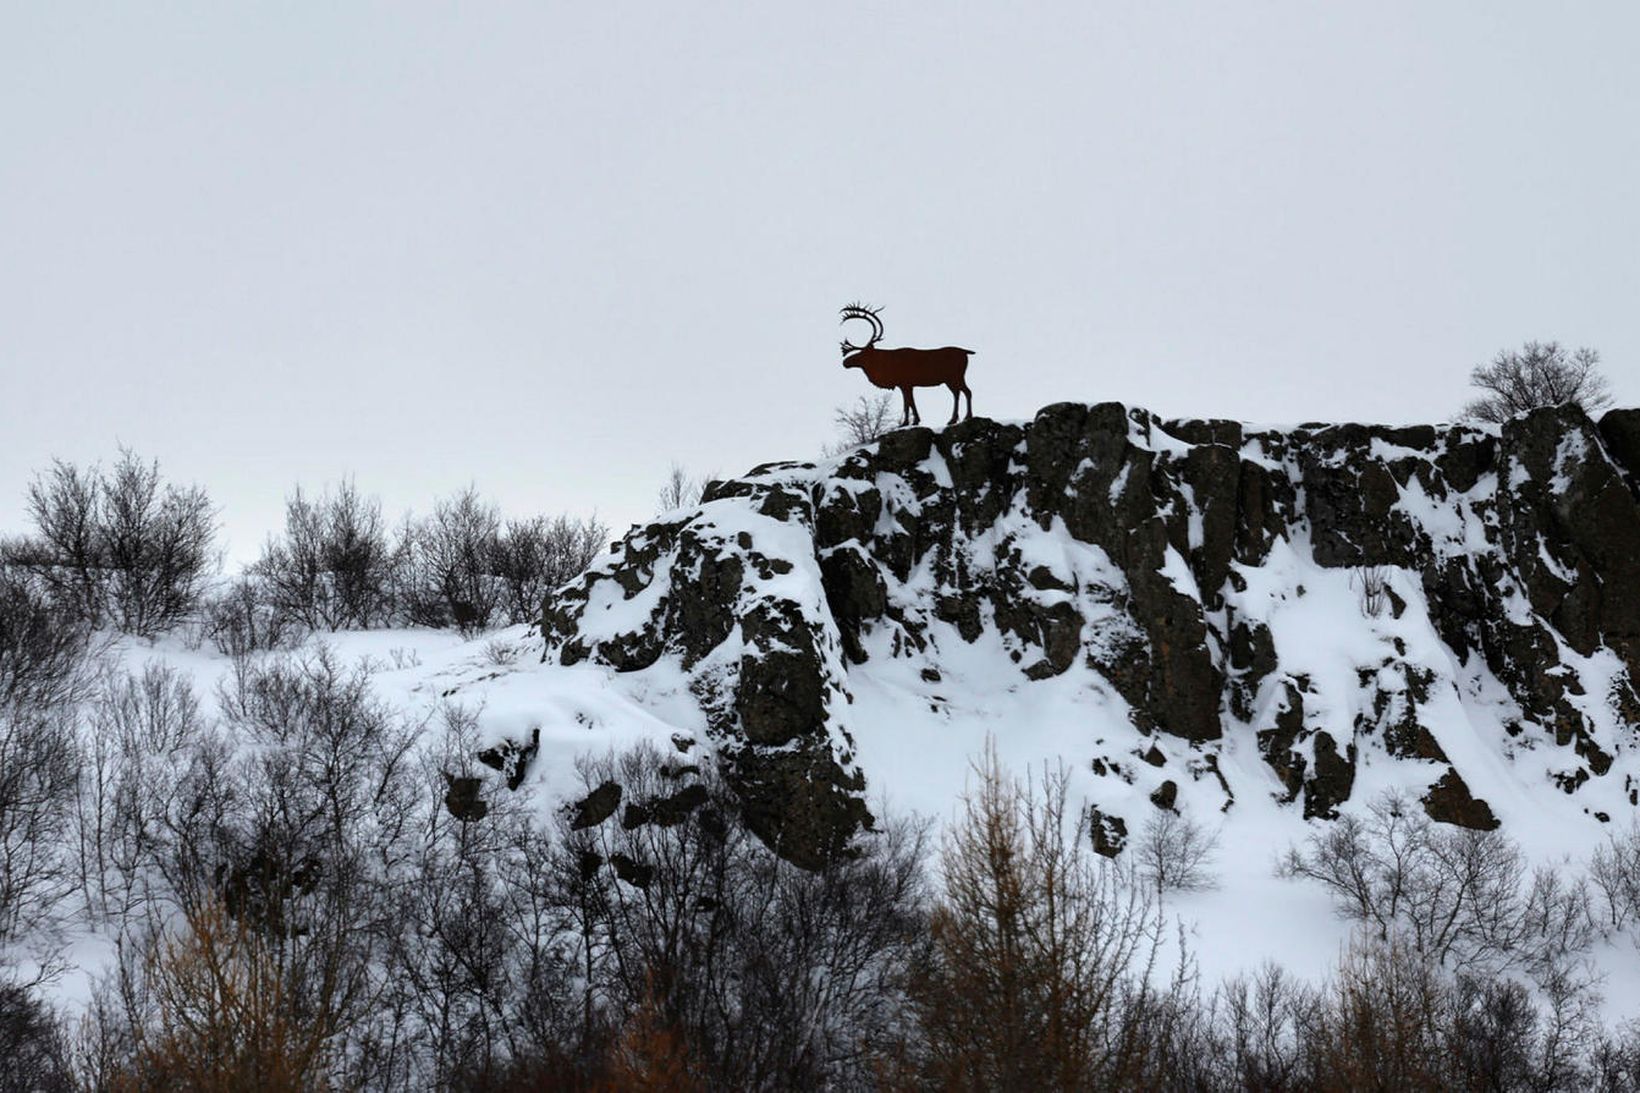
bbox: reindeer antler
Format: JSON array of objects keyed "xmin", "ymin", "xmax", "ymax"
[{"xmin": 839, "ymin": 302, "xmax": 885, "ymax": 353}]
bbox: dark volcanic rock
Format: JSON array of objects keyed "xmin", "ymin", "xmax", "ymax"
[
  {"xmin": 1305, "ymin": 733, "xmax": 1355, "ymax": 821},
  {"xmin": 1422, "ymin": 769, "xmax": 1500, "ymax": 830},
  {"xmin": 570, "ymin": 781, "xmax": 622, "ymax": 830},
  {"xmin": 542, "ymin": 400, "xmax": 1640, "ymax": 863},
  {"xmin": 1090, "ymin": 807, "xmax": 1128, "ymax": 857},
  {"xmin": 443, "ymin": 774, "xmax": 488, "ymax": 822},
  {"xmin": 478, "ymin": 727, "xmax": 540, "ymax": 791},
  {"xmin": 1601, "ymin": 408, "xmax": 1640, "ymax": 486}
]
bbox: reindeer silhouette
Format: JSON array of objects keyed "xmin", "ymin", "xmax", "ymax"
[{"xmin": 839, "ymin": 304, "xmax": 973, "ymax": 427}]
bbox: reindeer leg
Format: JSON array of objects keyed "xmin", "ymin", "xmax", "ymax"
[
  {"xmin": 947, "ymin": 382, "xmax": 961, "ymax": 425},
  {"xmin": 898, "ymin": 388, "xmax": 911, "ymax": 427},
  {"xmin": 904, "ymin": 387, "xmax": 920, "ymax": 426},
  {"xmin": 963, "ymin": 382, "xmax": 973, "ymax": 421}
]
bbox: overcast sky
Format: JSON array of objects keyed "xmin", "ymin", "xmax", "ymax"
[{"xmin": 3, "ymin": 3, "xmax": 1637, "ymax": 562}]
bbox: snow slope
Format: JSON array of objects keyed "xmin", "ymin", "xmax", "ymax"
[{"xmin": 34, "ymin": 400, "xmax": 1640, "ymax": 1023}]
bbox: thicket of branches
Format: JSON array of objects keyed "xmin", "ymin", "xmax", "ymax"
[
  {"xmin": 8, "ymin": 659, "xmax": 933, "ymax": 1089},
  {"xmin": 0, "ymin": 454, "xmax": 607, "ymax": 648},
  {"xmin": 5, "ymin": 668, "xmax": 1640, "ymax": 1089},
  {"xmin": 10, "ymin": 443, "xmax": 1640, "ymax": 1086},
  {"xmin": 248, "ymin": 483, "xmax": 607, "ymax": 642}
]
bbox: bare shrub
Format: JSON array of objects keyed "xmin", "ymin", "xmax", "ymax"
[
  {"xmin": 98, "ymin": 451, "xmax": 217, "ymax": 635},
  {"xmin": 825, "ymin": 392, "xmax": 897, "ymax": 455},
  {"xmin": 387, "ymin": 706, "xmax": 539, "ymax": 1088},
  {"xmin": 11, "ymin": 461, "xmax": 100, "ymax": 624},
  {"xmin": 1591, "ymin": 1022, "xmax": 1640, "ymax": 1093},
  {"xmin": 1304, "ymin": 936, "xmax": 1453, "ymax": 1089},
  {"xmin": 1202, "ymin": 963, "xmax": 1317, "ymax": 1090},
  {"xmin": 12, "ymin": 449, "xmax": 216, "ymax": 635},
  {"xmin": 396, "ymin": 487, "xmax": 504, "ymax": 633},
  {"xmin": 1149, "ymin": 939, "xmax": 1588, "ymax": 1091},
  {"xmin": 1352, "ymin": 565, "xmax": 1390, "ymax": 618},
  {"xmin": 109, "ymin": 898, "xmax": 344, "ymax": 1091},
  {"xmin": 906, "ymin": 742, "xmax": 1163, "ymax": 1089},
  {"xmin": 655, "ymin": 464, "xmax": 711, "ymax": 513},
  {"xmin": 160, "ymin": 649, "xmax": 424, "ymax": 1086},
  {"xmin": 1279, "ymin": 790, "xmax": 1595, "ymax": 984},
  {"xmin": 204, "ymin": 578, "xmax": 293, "ymax": 656},
  {"xmin": 1303, "ymin": 936, "xmax": 1601, "ymax": 1091},
  {"xmin": 1134, "ymin": 808, "xmax": 1221, "ymax": 894},
  {"xmin": 71, "ymin": 648, "xmax": 431, "ymax": 1086},
  {"xmin": 393, "ymin": 491, "xmax": 607, "ymax": 633},
  {"xmin": 386, "ymin": 646, "xmax": 422, "ymax": 671},
  {"xmin": 1589, "ymin": 821, "xmax": 1640, "ymax": 931},
  {"xmin": 1464, "ymin": 341, "xmax": 1613, "ymax": 423},
  {"xmin": 489, "ymin": 513, "xmax": 608, "ymax": 626},
  {"xmin": 1116, "ymin": 934, "xmax": 1612, "ymax": 1090},
  {"xmin": 482, "ymin": 637, "xmax": 519, "ymax": 667},
  {"xmin": 253, "ymin": 480, "xmax": 396, "ymax": 632},
  {"xmin": 603, "ymin": 981, "xmax": 701, "ymax": 1092}
]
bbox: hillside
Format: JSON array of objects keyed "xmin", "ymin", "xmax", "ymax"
[
  {"xmin": 536, "ymin": 401, "xmax": 1640, "ymax": 867},
  {"xmin": 14, "ymin": 399, "xmax": 1640, "ymax": 1080}
]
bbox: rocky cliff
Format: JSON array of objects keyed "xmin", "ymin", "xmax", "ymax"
[{"xmin": 540, "ymin": 403, "xmax": 1640, "ymax": 866}]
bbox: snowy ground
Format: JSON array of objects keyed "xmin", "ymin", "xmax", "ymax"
[{"xmin": 41, "ymin": 600, "xmax": 1640, "ymax": 1026}]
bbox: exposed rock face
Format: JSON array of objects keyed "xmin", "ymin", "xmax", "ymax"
[
  {"xmin": 1422, "ymin": 769, "xmax": 1501, "ymax": 831},
  {"xmin": 542, "ymin": 403, "xmax": 1640, "ymax": 864}
]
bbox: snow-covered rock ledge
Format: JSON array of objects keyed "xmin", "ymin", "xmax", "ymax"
[{"xmin": 540, "ymin": 402, "xmax": 1640, "ymax": 866}]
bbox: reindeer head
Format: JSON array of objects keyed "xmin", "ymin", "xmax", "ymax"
[{"xmin": 839, "ymin": 302, "xmax": 884, "ymax": 366}]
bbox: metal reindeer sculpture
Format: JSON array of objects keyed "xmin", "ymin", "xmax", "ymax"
[{"xmin": 839, "ymin": 303, "xmax": 974, "ymax": 427}]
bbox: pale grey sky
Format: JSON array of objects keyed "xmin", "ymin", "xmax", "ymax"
[{"xmin": 3, "ymin": 3, "xmax": 1637, "ymax": 561}]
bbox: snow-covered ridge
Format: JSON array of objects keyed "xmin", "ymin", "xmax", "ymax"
[{"xmin": 540, "ymin": 401, "xmax": 1640, "ymax": 868}]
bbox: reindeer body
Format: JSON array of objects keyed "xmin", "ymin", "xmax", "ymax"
[
  {"xmin": 838, "ymin": 304, "xmax": 974, "ymax": 426},
  {"xmin": 844, "ymin": 346, "xmax": 974, "ymax": 426}
]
